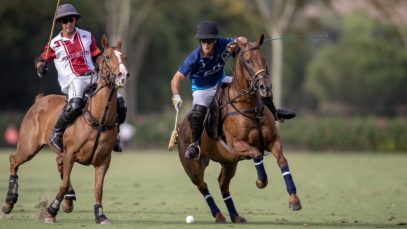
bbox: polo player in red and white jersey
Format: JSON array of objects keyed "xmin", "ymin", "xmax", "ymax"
[{"xmin": 35, "ymin": 3, "xmax": 127, "ymax": 153}]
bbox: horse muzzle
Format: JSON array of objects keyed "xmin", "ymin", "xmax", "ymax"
[{"xmin": 115, "ymin": 72, "xmax": 129, "ymax": 88}]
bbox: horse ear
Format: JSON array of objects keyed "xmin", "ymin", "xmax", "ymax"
[
  {"xmin": 257, "ymin": 34, "xmax": 264, "ymax": 47},
  {"xmin": 102, "ymin": 34, "xmax": 109, "ymax": 49},
  {"xmin": 117, "ymin": 40, "xmax": 122, "ymax": 50}
]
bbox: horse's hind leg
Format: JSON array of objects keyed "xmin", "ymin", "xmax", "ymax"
[
  {"xmin": 2, "ymin": 142, "xmax": 43, "ymax": 214},
  {"xmin": 56, "ymin": 155, "xmax": 76, "ymax": 213},
  {"xmin": 218, "ymin": 162, "xmax": 246, "ymax": 223},
  {"xmin": 181, "ymin": 156, "xmax": 226, "ymax": 223},
  {"xmin": 93, "ymin": 156, "xmax": 112, "ymax": 224},
  {"xmin": 44, "ymin": 153, "xmax": 75, "ymax": 224},
  {"xmin": 268, "ymin": 137, "xmax": 302, "ymax": 211}
]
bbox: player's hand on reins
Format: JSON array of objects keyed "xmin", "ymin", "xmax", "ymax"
[
  {"xmin": 172, "ymin": 94, "xmax": 183, "ymax": 110},
  {"xmin": 36, "ymin": 60, "xmax": 48, "ymax": 78}
]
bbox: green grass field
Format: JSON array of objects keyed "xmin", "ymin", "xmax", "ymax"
[{"xmin": 0, "ymin": 149, "xmax": 406, "ymax": 228}]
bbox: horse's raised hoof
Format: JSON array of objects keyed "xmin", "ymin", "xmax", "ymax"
[
  {"xmin": 44, "ymin": 216, "xmax": 56, "ymax": 224},
  {"xmin": 99, "ymin": 218, "xmax": 112, "ymax": 224},
  {"xmin": 2, "ymin": 203, "xmax": 13, "ymax": 214},
  {"xmin": 215, "ymin": 212, "xmax": 226, "ymax": 223},
  {"xmin": 232, "ymin": 215, "xmax": 247, "ymax": 223},
  {"xmin": 256, "ymin": 179, "xmax": 268, "ymax": 189},
  {"xmin": 61, "ymin": 200, "xmax": 74, "ymax": 213},
  {"xmin": 289, "ymin": 194, "xmax": 302, "ymax": 211}
]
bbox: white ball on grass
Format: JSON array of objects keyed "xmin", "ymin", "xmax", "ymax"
[{"xmin": 185, "ymin": 215, "xmax": 195, "ymax": 224}]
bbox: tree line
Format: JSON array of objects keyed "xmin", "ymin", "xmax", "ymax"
[{"xmin": 0, "ymin": 0, "xmax": 405, "ymax": 118}]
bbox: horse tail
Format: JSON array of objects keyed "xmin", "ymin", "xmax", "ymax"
[{"xmin": 34, "ymin": 93, "xmax": 45, "ymax": 103}]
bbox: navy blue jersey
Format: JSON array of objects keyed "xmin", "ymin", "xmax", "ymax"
[{"xmin": 178, "ymin": 37, "xmax": 234, "ymax": 92}]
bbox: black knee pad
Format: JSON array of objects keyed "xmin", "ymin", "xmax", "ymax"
[
  {"xmin": 187, "ymin": 104, "xmax": 207, "ymax": 129},
  {"xmin": 63, "ymin": 98, "xmax": 85, "ymax": 123},
  {"xmin": 117, "ymin": 97, "xmax": 127, "ymax": 124}
]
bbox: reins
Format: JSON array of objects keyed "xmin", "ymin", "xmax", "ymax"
[
  {"xmin": 220, "ymin": 46, "xmax": 269, "ymax": 155},
  {"xmin": 83, "ymin": 50, "xmax": 120, "ymax": 159}
]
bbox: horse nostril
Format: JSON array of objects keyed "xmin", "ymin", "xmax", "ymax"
[
  {"xmin": 126, "ymin": 73, "xmax": 129, "ymax": 78},
  {"xmin": 118, "ymin": 73, "xmax": 122, "ymax": 77}
]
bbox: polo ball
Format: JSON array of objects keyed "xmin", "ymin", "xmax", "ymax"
[{"xmin": 186, "ymin": 215, "xmax": 195, "ymax": 224}]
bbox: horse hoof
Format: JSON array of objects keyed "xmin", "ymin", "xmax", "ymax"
[
  {"xmin": 289, "ymin": 194, "xmax": 302, "ymax": 211},
  {"xmin": 2, "ymin": 204, "xmax": 13, "ymax": 214},
  {"xmin": 215, "ymin": 212, "xmax": 226, "ymax": 223},
  {"xmin": 232, "ymin": 215, "xmax": 247, "ymax": 223},
  {"xmin": 289, "ymin": 201, "xmax": 302, "ymax": 211},
  {"xmin": 44, "ymin": 216, "xmax": 56, "ymax": 224},
  {"xmin": 256, "ymin": 179, "xmax": 268, "ymax": 189},
  {"xmin": 99, "ymin": 218, "xmax": 112, "ymax": 224},
  {"xmin": 62, "ymin": 200, "xmax": 74, "ymax": 213}
]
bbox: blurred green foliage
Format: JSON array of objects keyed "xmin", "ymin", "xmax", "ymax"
[{"xmin": 306, "ymin": 12, "xmax": 407, "ymax": 116}]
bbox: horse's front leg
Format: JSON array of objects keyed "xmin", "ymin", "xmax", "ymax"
[
  {"xmin": 45, "ymin": 153, "xmax": 75, "ymax": 223},
  {"xmin": 230, "ymin": 140, "xmax": 267, "ymax": 188},
  {"xmin": 218, "ymin": 162, "xmax": 246, "ymax": 223},
  {"xmin": 56, "ymin": 155, "xmax": 76, "ymax": 213},
  {"xmin": 268, "ymin": 136, "xmax": 302, "ymax": 211},
  {"xmin": 93, "ymin": 156, "xmax": 112, "ymax": 224}
]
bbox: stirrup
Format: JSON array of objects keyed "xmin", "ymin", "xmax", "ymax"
[{"xmin": 185, "ymin": 144, "xmax": 201, "ymax": 160}]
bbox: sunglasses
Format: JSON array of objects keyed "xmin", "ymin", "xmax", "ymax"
[
  {"xmin": 61, "ymin": 17, "xmax": 76, "ymax": 24},
  {"xmin": 200, "ymin": 39, "xmax": 216, "ymax": 44}
]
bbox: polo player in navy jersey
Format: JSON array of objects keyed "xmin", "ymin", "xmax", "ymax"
[{"xmin": 170, "ymin": 21, "xmax": 296, "ymax": 160}]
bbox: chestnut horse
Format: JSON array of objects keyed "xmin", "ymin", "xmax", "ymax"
[
  {"xmin": 177, "ymin": 35, "xmax": 301, "ymax": 223},
  {"xmin": 2, "ymin": 34, "xmax": 128, "ymax": 224}
]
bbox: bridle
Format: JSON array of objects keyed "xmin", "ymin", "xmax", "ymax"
[
  {"xmin": 83, "ymin": 47, "xmax": 125, "ymax": 157},
  {"xmin": 225, "ymin": 46, "xmax": 269, "ymax": 105},
  {"xmin": 220, "ymin": 45, "xmax": 270, "ymax": 155}
]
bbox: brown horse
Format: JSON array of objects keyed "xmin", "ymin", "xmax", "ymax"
[
  {"xmin": 2, "ymin": 34, "xmax": 128, "ymax": 224},
  {"xmin": 177, "ymin": 34, "xmax": 301, "ymax": 223}
]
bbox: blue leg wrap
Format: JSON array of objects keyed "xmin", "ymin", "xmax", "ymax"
[
  {"xmin": 281, "ymin": 166, "xmax": 297, "ymax": 195},
  {"xmin": 222, "ymin": 192, "xmax": 239, "ymax": 219},
  {"xmin": 202, "ymin": 188, "xmax": 220, "ymax": 217},
  {"xmin": 253, "ymin": 157, "xmax": 268, "ymax": 182}
]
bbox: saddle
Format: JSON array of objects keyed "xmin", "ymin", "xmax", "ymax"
[{"xmin": 205, "ymin": 83, "xmax": 228, "ymax": 141}]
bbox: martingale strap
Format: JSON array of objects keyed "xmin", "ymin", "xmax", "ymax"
[{"xmin": 89, "ymin": 86, "xmax": 117, "ymax": 158}]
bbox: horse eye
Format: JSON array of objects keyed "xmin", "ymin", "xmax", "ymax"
[{"xmin": 245, "ymin": 59, "xmax": 252, "ymax": 64}]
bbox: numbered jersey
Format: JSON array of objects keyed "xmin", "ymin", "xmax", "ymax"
[{"xmin": 40, "ymin": 28, "xmax": 100, "ymax": 92}]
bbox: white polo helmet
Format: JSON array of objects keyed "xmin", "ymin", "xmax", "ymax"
[{"xmin": 55, "ymin": 4, "xmax": 81, "ymax": 22}]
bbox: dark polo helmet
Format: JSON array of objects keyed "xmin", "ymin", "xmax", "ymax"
[
  {"xmin": 55, "ymin": 4, "xmax": 81, "ymax": 22},
  {"xmin": 194, "ymin": 21, "xmax": 221, "ymax": 40}
]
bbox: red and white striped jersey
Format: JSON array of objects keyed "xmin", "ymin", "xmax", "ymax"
[{"xmin": 40, "ymin": 28, "xmax": 100, "ymax": 92}]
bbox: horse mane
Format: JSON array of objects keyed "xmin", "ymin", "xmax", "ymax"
[{"xmin": 34, "ymin": 93, "xmax": 45, "ymax": 103}]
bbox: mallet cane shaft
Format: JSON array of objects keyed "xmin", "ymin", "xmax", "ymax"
[
  {"xmin": 167, "ymin": 108, "xmax": 179, "ymax": 151},
  {"xmin": 45, "ymin": 0, "xmax": 61, "ymax": 61}
]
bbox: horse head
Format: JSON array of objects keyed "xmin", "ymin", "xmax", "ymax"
[
  {"xmin": 99, "ymin": 34, "xmax": 129, "ymax": 88},
  {"xmin": 235, "ymin": 34, "xmax": 271, "ymax": 97}
]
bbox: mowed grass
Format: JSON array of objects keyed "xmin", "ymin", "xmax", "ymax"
[{"xmin": 0, "ymin": 149, "xmax": 406, "ymax": 229}]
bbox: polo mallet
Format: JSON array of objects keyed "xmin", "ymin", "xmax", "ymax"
[
  {"xmin": 167, "ymin": 107, "xmax": 179, "ymax": 151},
  {"xmin": 41, "ymin": 0, "xmax": 61, "ymax": 77},
  {"xmin": 264, "ymin": 28, "xmax": 330, "ymax": 42}
]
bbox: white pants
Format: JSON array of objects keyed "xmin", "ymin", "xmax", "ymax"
[
  {"xmin": 67, "ymin": 73, "xmax": 98, "ymax": 100},
  {"xmin": 192, "ymin": 76, "xmax": 232, "ymax": 107}
]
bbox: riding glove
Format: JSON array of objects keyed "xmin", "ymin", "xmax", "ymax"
[
  {"xmin": 172, "ymin": 95, "xmax": 183, "ymax": 110},
  {"xmin": 37, "ymin": 61, "xmax": 48, "ymax": 78},
  {"xmin": 226, "ymin": 42, "xmax": 240, "ymax": 56}
]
